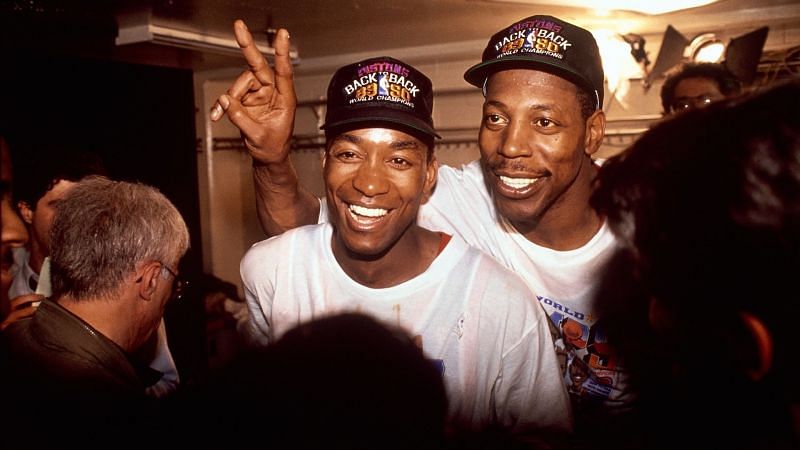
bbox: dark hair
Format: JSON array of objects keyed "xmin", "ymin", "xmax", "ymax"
[
  {"xmin": 12, "ymin": 148, "xmax": 107, "ymax": 208},
  {"xmin": 178, "ymin": 312, "xmax": 448, "ymax": 449},
  {"xmin": 659, "ymin": 62, "xmax": 742, "ymax": 113},
  {"xmin": 196, "ymin": 272, "xmax": 240, "ymax": 302},
  {"xmin": 591, "ymin": 79, "xmax": 800, "ymax": 449},
  {"xmin": 575, "ymin": 84, "xmax": 598, "ymax": 121}
]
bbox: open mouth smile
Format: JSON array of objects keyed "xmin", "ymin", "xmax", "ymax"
[
  {"xmin": 498, "ymin": 175, "xmax": 540, "ymax": 191},
  {"xmin": 347, "ymin": 203, "xmax": 389, "ymax": 226}
]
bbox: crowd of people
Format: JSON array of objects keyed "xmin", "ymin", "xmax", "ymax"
[{"xmin": 1, "ymin": 10, "xmax": 797, "ymax": 450}]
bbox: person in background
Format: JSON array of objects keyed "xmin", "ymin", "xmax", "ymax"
[
  {"xmin": 0, "ymin": 176, "xmax": 190, "ymax": 447},
  {"xmin": 198, "ymin": 273, "xmax": 247, "ymax": 371},
  {"xmin": 659, "ymin": 61, "xmax": 742, "ymax": 115},
  {"xmin": 0, "ymin": 136, "xmax": 32, "ymax": 320},
  {"xmin": 591, "ymin": 79, "xmax": 800, "ymax": 450},
  {"xmin": 220, "ymin": 23, "xmax": 571, "ymax": 434},
  {"xmin": 7, "ymin": 148, "xmax": 180, "ymax": 397},
  {"xmin": 211, "ymin": 14, "xmax": 629, "ymax": 442}
]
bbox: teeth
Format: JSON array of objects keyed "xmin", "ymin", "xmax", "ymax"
[
  {"xmin": 349, "ymin": 204, "xmax": 387, "ymax": 218},
  {"xmin": 499, "ymin": 175, "xmax": 538, "ymax": 190}
]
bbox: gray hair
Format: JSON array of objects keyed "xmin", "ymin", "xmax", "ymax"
[{"xmin": 50, "ymin": 176, "xmax": 190, "ymax": 300}]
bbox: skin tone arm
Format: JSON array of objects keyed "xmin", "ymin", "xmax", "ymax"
[
  {"xmin": 210, "ymin": 20, "xmax": 319, "ymax": 236},
  {"xmin": 1, "ymin": 294, "xmax": 44, "ymax": 331}
]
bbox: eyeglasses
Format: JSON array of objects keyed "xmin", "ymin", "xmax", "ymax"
[
  {"xmin": 670, "ymin": 95, "xmax": 716, "ymax": 113},
  {"xmin": 158, "ymin": 261, "xmax": 188, "ymax": 301}
]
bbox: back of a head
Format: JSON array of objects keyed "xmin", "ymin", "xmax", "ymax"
[
  {"xmin": 595, "ymin": 79, "xmax": 800, "ymax": 303},
  {"xmin": 191, "ymin": 312, "xmax": 448, "ymax": 449},
  {"xmin": 592, "ymin": 79, "xmax": 800, "ymax": 448},
  {"xmin": 49, "ymin": 176, "xmax": 189, "ymax": 300}
]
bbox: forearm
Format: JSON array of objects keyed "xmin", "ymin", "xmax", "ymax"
[{"xmin": 253, "ymin": 159, "xmax": 320, "ymax": 237}]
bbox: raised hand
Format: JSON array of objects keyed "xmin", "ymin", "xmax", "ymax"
[{"xmin": 210, "ymin": 20, "xmax": 297, "ymax": 165}]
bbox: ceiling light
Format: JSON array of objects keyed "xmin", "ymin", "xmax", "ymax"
[
  {"xmin": 686, "ymin": 33, "xmax": 725, "ymax": 63},
  {"xmin": 645, "ymin": 26, "xmax": 769, "ymax": 87}
]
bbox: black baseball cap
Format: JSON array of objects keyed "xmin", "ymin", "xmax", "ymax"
[
  {"xmin": 464, "ymin": 15, "xmax": 604, "ymax": 109},
  {"xmin": 321, "ymin": 56, "xmax": 440, "ymax": 139}
]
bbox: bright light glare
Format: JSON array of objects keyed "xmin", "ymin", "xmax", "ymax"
[
  {"xmin": 693, "ymin": 42, "xmax": 726, "ymax": 62},
  {"xmin": 492, "ymin": 0, "xmax": 720, "ymax": 16},
  {"xmin": 598, "ymin": 0, "xmax": 718, "ymax": 15},
  {"xmin": 594, "ymin": 30, "xmax": 645, "ymax": 91}
]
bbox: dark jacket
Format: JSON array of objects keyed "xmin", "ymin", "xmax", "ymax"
[{"xmin": 0, "ymin": 300, "xmax": 163, "ymax": 447}]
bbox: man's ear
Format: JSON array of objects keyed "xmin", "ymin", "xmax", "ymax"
[
  {"xmin": 17, "ymin": 201, "xmax": 34, "ymax": 225},
  {"xmin": 136, "ymin": 261, "xmax": 162, "ymax": 302},
  {"xmin": 584, "ymin": 109, "xmax": 606, "ymax": 157},
  {"xmin": 421, "ymin": 156, "xmax": 438, "ymax": 204},
  {"xmin": 739, "ymin": 311, "xmax": 773, "ymax": 381}
]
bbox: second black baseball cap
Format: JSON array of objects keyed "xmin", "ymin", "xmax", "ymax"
[{"xmin": 464, "ymin": 15, "xmax": 604, "ymax": 109}]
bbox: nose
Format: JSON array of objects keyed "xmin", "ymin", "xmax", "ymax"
[
  {"xmin": 1, "ymin": 196, "xmax": 28, "ymax": 250},
  {"xmin": 498, "ymin": 119, "xmax": 533, "ymax": 158},
  {"xmin": 352, "ymin": 161, "xmax": 389, "ymax": 197}
]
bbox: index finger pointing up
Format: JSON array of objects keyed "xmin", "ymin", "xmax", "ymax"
[{"xmin": 234, "ymin": 19, "xmax": 275, "ymax": 87}]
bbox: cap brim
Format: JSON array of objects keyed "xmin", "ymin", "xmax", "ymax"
[
  {"xmin": 464, "ymin": 56, "xmax": 596, "ymax": 99},
  {"xmin": 321, "ymin": 110, "xmax": 441, "ymax": 139}
]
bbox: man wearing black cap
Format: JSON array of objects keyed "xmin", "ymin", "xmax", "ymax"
[
  {"xmin": 226, "ymin": 21, "xmax": 571, "ymax": 434},
  {"xmin": 433, "ymin": 16, "xmax": 630, "ymax": 423},
  {"xmin": 214, "ymin": 16, "xmax": 628, "ymax": 436}
]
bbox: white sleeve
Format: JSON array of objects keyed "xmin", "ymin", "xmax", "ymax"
[
  {"xmin": 419, "ymin": 161, "xmax": 500, "ymax": 245},
  {"xmin": 239, "ymin": 240, "xmax": 278, "ymax": 347},
  {"xmin": 144, "ymin": 319, "xmax": 180, "ymax": 398},
  {"xmin": 317, "ymin": 197, "xmax": 328, "ymax": 224},
  {"xmin": 494, "ymin": 317, "xmax": 573, "ymax": 433},
  {"xmin": 470, "ymin": 252, "xmax": 573, "ymax": 432}
]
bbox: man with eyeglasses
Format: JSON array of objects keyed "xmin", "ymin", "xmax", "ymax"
[
  {"xmin": 158, "ymin": 263, "xmax": 188, "ymax": 302},
  {"xmin": 0, "ymin": 176, "xmax": 190, "ymax": 446},
  {"xmin": 660, "ymin": 62, "xmax": 742, "ymax": 115},
  {"xmin": 4, "ymin": 147, "xmax": 182, "ymax": 398}
]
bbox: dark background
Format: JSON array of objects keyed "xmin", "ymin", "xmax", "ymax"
[{"xmin": 0, "ymin": 51, "xmax": 208, "ymax": 384}]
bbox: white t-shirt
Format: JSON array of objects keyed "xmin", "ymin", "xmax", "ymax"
[
  {"xmin": 240, "ymin": 223, "xmax": 572, "ymax": 432},
  {"xmin": 319, "ymin": 161, "xmax": 632, "ymax": 413}
]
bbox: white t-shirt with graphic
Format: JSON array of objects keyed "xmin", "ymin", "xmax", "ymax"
[
  {"xmin": 413, "ymin": 160, "xmax": 632, "ymax": 413},
  {"xmin": 240, "ymin": 223, "xmax": 572, "ymax": 432}
]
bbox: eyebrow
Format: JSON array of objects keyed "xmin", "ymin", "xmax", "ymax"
[
  {"xmin": 390, "ymin": 139, "xmax": 423, "ymax": 150},
  {"xmin": 484, "ymin": 99, "xmax": 556, "ymax": 113},
  {"xmin": 331, "ymin": 133, "xmax": 361, "ymax": 145},
  {"xmin": 331, "ymin": 133, "xmax": 423, "ymax": 150}
]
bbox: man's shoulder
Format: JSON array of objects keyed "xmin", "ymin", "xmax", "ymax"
[
  {"xmin": 436, "ymin": 160, "xmax": 485, "ymax": 186},
  {"xmin": 241, "ymin": 224, "xmax": 328, "ymax": 276},
  {"xmin": 246, "ymin": 224, "xmax": 327, "ymax": 255},
  {"xmin": 453, "ymin": 238, "xmax": 533, "ymax": 296}
]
